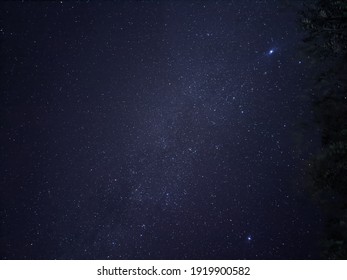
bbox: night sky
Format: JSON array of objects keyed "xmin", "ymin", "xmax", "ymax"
[{"xmin": 1, "ymin": 0, "xmax": 323, "ymax": 259}]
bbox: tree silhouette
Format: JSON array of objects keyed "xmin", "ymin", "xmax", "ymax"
[{"xmin": 300, "ymin": 0, "xmax": 347, "ymax": 259}]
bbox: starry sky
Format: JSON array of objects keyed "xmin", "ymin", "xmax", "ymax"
[{"xmin": 0, "ymin": 0, "xmax": 323, "ymax": 259}]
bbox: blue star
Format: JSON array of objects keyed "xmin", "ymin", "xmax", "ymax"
[{"xmin": 268, "ymin": 49, "xmax": 275, "ymax": 55}]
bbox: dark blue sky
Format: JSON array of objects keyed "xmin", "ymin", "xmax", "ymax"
[{"xmin": 0, "ymin": 0, "xmax": 322, "ymax": 259}]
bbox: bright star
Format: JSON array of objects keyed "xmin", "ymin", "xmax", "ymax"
[
  {"xmin": 268, "ymin": 49, "xmax": 274, "ymax": 55},
  {"xmin": 247, "ymin": 235, "xmax": 252, "ymax": 241}
]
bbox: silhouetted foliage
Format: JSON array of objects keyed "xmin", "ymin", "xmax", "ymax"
[{"xmin": 300, "ymin": 0, "xmax": 347, "ymax": 259}]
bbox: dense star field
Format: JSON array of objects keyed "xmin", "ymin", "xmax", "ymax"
[{"xmin": 0, "ymin": 1, "xmax": 323, "ymax": 259}]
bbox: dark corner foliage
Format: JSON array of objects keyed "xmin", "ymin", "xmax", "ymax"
[{"xmin": 300, "ymin": 0, "xmax": 347, "ymax": 259}]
